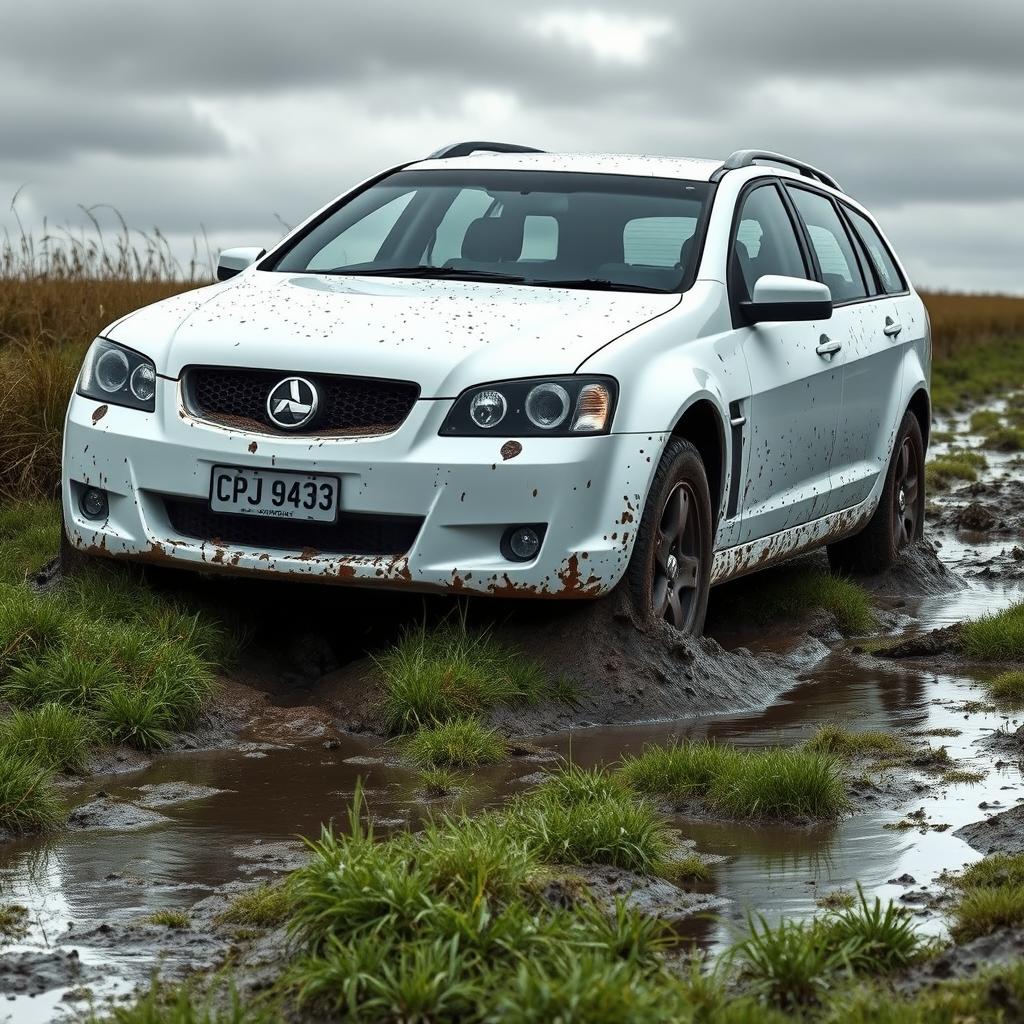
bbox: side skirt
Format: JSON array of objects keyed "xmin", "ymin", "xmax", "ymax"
[{"xmin": 710, "ymin": 501, "xmax": 873, "ymax": 586}]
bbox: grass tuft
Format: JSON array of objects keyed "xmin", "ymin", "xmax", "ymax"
[
  {"xmin": 403, "ymin": 716, "xmax": 506, "ymax": 770},
  {"xmin": 721, "ymin": 567, "xmax": 877, "ymax": 634},
  {"xmin": 925, "ymin": 451, "xmax": 987, "ymax": 489},
  {"xmin": 985, "ymin": 670, "xmax": 1024, "ymax": 705},
  {"xmin": 983, "ymin": 424, "xmax": 1024, "ymax": 451},
  {"xmin": 961, "ymin": 602, "xmax": 1024, "ymax": 662},
  {"xmin": 618, "ymin": 740, "xmax": 848, "ymax": 821},
  {"xmin": 0, "ymin": 702, "xmax": 94, "ymax": 773},
  {"xmin": 804, "ymin": 724, "xmax": 908, "ymax": 759},
  {"xmin": 0, "ymin": 749, "xmax": 63, "ymax": 832},
  {"xmin": 217, "ymin": 884, "xmax": 290, "ymax": 928},
  {"xmin": 374, "ymin": 620, "xmax": 553, "ymax": 734},
  {"xmin": 146, "ymin": 909, "xmax": 191, "ymax": 929}
]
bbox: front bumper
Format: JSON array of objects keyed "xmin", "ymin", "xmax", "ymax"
[{"xmin": 62, "ymin": 380, "xmax": 661, "ymax": 598}]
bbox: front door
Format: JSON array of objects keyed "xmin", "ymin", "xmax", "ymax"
[{"xmin": 728, "ymin": 181, "xmax": 843, "ymax": 544}]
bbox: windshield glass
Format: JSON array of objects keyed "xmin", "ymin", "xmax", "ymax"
[{"xmin": 269, "ymin": 170, "xmax": 711, "ymax": 294}]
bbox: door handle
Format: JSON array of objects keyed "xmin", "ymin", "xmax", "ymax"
[
  {"xmin": 883, "ymin": 317, "xmax": 903, "ymax": 338},
  {"xmin": 816, "ymin": 335, "xmax": 842, "ymax": 357}
]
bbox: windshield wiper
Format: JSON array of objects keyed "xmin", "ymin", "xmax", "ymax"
[
  {"xmin": 325, "ymin": 266, "xmax": 528, "ymax": 283},
  {"xmin": 538, "ymin": 278, "xmax": 670, "ymax": 294}
]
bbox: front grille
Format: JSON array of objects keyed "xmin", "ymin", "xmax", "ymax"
[
  {"xmin": 184, "ymin": 367, "xmax": 420, "ymax": 436},
  {"xmin": 163, "ymin": 498, "xmax": 423, "ymax": 558}
]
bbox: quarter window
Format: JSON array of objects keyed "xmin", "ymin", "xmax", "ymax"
[
  {"xmin": 786, "ymin": 187, "xmax": 867, "ymax": 303},
  {"xmin": 731, "ymin": 185, "xmax": 808, "ymax": 301},
  {"xmin": 844, "ymin": 206, "xmax": 906, "ymax": 295}
]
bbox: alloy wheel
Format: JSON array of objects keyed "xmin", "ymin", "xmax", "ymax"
[
  {"xmin": 891, "ymin": 436, "xmax": 920, "ymax": 549},
  {"xmin": 652, "ymin": 482, "xmax": 703, "ymax": 631}
]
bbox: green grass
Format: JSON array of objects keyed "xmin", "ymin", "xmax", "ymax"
[
  {"xmin": 0, "ymin": 702, "xmax": 94, "ymax": 772},
  {"xmin": 954, "ymin": 852, "xmax": 1024, "ymax": 891},
  {"xmin": 925, "ymin": 451, "xmax": 987, "ymax": 489},
  {"xmin": 373, "ymin": 619, "xmax": 555, "ymax": 734},
  {"xmin": 216, "ymin": 884, "xmax": 291, "ymax": 928},
  {"xmin": 960, "ymin": 602, "xmax": 1024, "ymax": 662},
  {"xmin": 726, "ymin": 567, "xmax": 877, "ymax": 635},
  {"xmin": 510, "ymin": 765, "xmax": 674, "ymax": 875},
  {"xmin": 146, "ymin": 909, "xmax": 191, "ymax": 929},
  {"xmin": 283, "ymin": 784, "xmax": 693, "ymax": 1022},
  {"xmin": 0, "ymin": 501, "xmax": 61, "ymax": 585},
  {"xmin": 618, "ymin": 741, "xmax": 849, "ymax": 821},
  {"xmin": 947, "ymin": 853, "xmax": 1024, "ymax": 943},
  {"xmin": 931, "ymin": 333, "xmax": 1024, "ymax": 414},
  {"xmin": 0, "ymin": 748, "xmax": 63, "ymax": 832},
  {"xmin": 969, "ymin": 409, "xmax": 1003, "ymax": 433},
  {"xmin": 0, "ymin": 903, "xmax": 29, "ymax": 938},
  {"xmin": 402, "ymin": 716, "xmax": 506, "ymax": 769},
  {"xmin": 942, "ymin": 769, "xmax": 986, "ymax": 784},
  {"xmin": 982, "ymin": 670, "xmax": 1024, "ymax": 706},
  {"xmin": 804, "ymin": 725, "xmax": 909, "ymax": 759},
  {"xmin": 950, "ymin": 883, "xmax": 1024, "ymax": 942},
  {"xmin": 417, "ymin": 766, "xmax": 464, "ymax": 798},
  {"xmin": 730, "ymin": 891, "xmax": 924, "ymax": 1008},
  {"xmin": 983, "ymin": 424, "xmax": 1024, "ymax": 451}
]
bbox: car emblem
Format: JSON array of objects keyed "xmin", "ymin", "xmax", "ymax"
[{"xmin": 266, "ymin": 376, "xmax": 318, "ymax": 430}]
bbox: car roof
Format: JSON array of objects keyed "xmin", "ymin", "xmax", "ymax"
[{"xmin": 404, "ymin": 151, "xmax": 725, "ymax": 182}]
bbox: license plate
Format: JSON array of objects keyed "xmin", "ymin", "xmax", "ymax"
[{"xmin": 209, "ymin": 466, "xmax": 339, "ymax": 523}]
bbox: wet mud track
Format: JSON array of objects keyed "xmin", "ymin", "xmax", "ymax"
[{"xmin": 3, "ymin": 410, "xmax": 1024, "ymax": 1020}]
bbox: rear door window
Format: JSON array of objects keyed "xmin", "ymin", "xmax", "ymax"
[
  {"xmin": 844, "ymin": 206, "xmax": 906, "ymax": 295},
  {"xmin": 786, "ymin": 187, "xmax": 868, "ymax": 304}
]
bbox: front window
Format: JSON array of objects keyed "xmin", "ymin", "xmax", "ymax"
[{"xmin": 268, "ymin": 170, "xmax": 712, "ymax": 294}]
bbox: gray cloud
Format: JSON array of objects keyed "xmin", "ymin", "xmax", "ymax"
[{"xmin": 1, "ymin": 1, "xmax": 1021, "ymax": 291}]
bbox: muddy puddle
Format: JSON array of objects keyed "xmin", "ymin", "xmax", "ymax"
[{"xmin": 3, "ymin": 409, "xmax": 1023, "ymax": 1020}]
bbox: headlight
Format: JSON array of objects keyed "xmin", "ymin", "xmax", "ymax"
[
  {"xmin": 440, "ymin": 376, "xmax": 617, "ymax": 437},
  {"xmin": 77, "ymin": 338, "xmax": 157, "ymax": 412}
]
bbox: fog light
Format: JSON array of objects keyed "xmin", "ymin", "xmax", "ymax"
[
  {"xmin": 79, "ymin": 486, "xmax": 108, "ymax": 520},
  {"xmin": 501, "ymin": 525, "xmax": 544, "ymax": 562}
]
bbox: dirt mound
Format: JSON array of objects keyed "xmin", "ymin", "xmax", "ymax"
[
  {"xmin": 874, "ymin": 623, "xmax": 964, "ymax": 660},
  {"xmin": 897, "ymin": 927, "xmax": 1024, "ymax": 994},
  {"xmin": 954, "ymin": 804, "xmax": 1024, "ymax": 855},
  {"xmin": 317, "ymin": 591, "xmax": 807, "ymax": 736},
  {"xmin": 858, "ymin": 539, "xmax": 963, "ymax": 597}
]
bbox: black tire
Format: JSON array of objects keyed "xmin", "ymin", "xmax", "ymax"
[
  {"xmin": 626, "ymin": 437, "xmax": 714, "ymax": 634},
  {"xmin": 827, "ymin": 410, "xmax": 925, "ymax": 575}
]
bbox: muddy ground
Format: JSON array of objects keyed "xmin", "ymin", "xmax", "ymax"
[{"xmin": 2, "ymin": 407, "xmax": 1023, "ymax": 1021}]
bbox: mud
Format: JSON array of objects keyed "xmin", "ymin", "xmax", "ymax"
[
  {"xmin": 3, "ymin": 401, "xmax": 1024, "ymax": 1018},
  {"xmin": 954, "ymin": 804, "xmax": 1024, "ymax": 856}
]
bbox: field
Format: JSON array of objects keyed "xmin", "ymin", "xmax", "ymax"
[{"xmin": 2, "ymin": 240, "xmax": 1024, "ymax": 1020}]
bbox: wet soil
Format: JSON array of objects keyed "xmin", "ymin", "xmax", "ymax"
[{"xmin": 2, "ymin": 403, "xmax": 1023, "ymax": 1019}]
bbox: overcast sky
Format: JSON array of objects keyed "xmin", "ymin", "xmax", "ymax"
[{"xmin": 3, "ymin": 0, "xmax": 1022, "ymax": 292}]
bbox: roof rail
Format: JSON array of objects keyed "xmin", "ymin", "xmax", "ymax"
[
  {"xmin": 427, "ymin": 141, "xmax": 545, "ymax": 160},
  {"xmin": 711, "ymin": 150, "xmax": 841, "ymax": 191}
]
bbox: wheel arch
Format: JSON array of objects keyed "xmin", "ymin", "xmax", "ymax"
[
  {"xmin": 669, "ymin": 398, "xmax": 727, "ymax": 525},
  {"xmin": 907, "ymin": 387, "xmax": 931, "ymax": 452}
]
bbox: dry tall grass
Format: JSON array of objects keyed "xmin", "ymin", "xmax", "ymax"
[{"xmin": 0, "ymin": 223, "xmax": 1022, "ymax": 501}]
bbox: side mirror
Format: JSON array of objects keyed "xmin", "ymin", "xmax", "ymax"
[
  {"xmin": 740, "ymin": 275, "xmax": 832, "ymax": 324},
  {"xmin": 216, "ymin": 246, "xmax": 266, "ymax": 282}
]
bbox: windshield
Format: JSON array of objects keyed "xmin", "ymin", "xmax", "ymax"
[{"xmin": 268, "ymin": 169, "xmax": 711, "ymax": 294}]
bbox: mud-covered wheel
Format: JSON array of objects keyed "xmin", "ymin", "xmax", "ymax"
[
  {"xmin": 827, "ymin": 410, "xmax": 925, "ymax": 574},
  {"xmin": 626, "ymin": 437, "xmax": 713, "ymax": 635}
]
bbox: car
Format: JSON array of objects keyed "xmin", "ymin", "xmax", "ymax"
[{"xmin": 62, "ymin": 142, "xmax": 930, "ymax": 635}]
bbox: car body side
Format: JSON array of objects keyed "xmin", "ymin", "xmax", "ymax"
[{"xmin": 61, "ymin": 156, "xmax": 930, "ymax": 598}]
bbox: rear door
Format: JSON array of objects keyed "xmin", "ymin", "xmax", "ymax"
[
  {"xmin": 784, "ymin": 184, "xmax": 902, "ymax": 515},
  {"xmin": 728, "ymin": 181, "xmax": 843, "ymax": 544}
]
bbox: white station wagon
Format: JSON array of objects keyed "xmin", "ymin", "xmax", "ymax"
[{"xmin": 63, "ymin": 143, "xmax": 930, "ymax": 634}]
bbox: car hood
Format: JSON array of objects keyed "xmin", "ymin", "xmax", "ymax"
[{"xmin": 105, "ymin": 271, "xmax": 679, "ymax": 396}]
